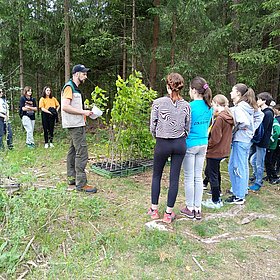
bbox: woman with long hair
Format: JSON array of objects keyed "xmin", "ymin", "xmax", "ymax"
[
  {"xmin": 39, "ymin": 86, "xmax": 60, "ymax": 148},
  {"xmin": 180, "ymin": 76, "xmax": 213, "ymax": 220},
  {"xmin": 226, "ymin": 83, "xmax": 263, "ymax": 204},
  {"xmin": 148, "ymin": 73, "xmax": 191, "ymax": 223},
  {"xmin": 19, "ymin": 86, "xmax": 37, "ymax": 148}
]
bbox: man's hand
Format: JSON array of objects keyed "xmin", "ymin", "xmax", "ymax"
[{"xmin": 83, "ymin": 110, "xmax": 93, "ymax": 117}]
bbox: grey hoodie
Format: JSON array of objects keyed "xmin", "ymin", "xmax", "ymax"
[{"xmin": 231, "ymin": 101, "xmax": 264, "ymax": 143}]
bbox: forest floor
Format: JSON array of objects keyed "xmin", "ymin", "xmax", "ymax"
[{"xmin": 0, "ymin": 119, "xmax": 280, "ymax": 280}]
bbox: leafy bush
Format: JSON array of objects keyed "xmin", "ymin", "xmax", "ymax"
[{"xmin": 107, "ymin": 71, "xmax": 157, "ymax": 166}]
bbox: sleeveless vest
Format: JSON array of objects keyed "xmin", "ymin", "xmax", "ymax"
[{"xmin": 61, "ymin": 80, "xmax": 85, "ymax": 128}]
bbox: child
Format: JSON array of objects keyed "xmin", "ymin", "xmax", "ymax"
[
  {"xmin": 272, "ymin": 104, "xmax": 280, "ymax": 176},
  {"xmin": 0, "ymin": 89, "xmax": 13, "ymax": 150},
  {"xmin": 264, "ymin": 106, "xmax": 280, "ymax": 184},
  {"xmin": 148, "ymin": 73, "xmax": 190, "ymax": 224},
  {"xmin": 180, "ymin": 76, "xmax": 213, "ymax": 220},
  {"xmin": 19, "ymin": 86, "xmax": 37, "ymax": 148},
  {"xmin": 39, "ymin": 86, "xmax": 60, "ymax": 148},
  {"xmin": 226, "ymin": 84, "xmax": 263, "ymax": 204},
  {"xmin": 202, "ymin": 95, "xmax": 234, "ymax": 209},
  {"xmin": 249, "ymin": 92, "xmax": 274, "ymax": 191}
]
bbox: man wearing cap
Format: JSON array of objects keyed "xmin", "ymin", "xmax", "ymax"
[{"xmin": 61, "ymin": 64, "xmax": 97, "ymax": 193}]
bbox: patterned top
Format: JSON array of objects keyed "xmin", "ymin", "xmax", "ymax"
[{"xmin": 150, "ymin": 96, "xmax": 191, "ymax": 139}]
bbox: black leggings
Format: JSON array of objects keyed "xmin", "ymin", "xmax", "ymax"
[
  {"xmin": 151, "ymin": 137, "xmax": 186, "ymax": 208},
  {"xmin": 41, "ymin": 111, "xmax": 55, "ymax": 144},
  {"xmin": 204, "ymin": 158, "xmax": 222, "ymax": 202}
]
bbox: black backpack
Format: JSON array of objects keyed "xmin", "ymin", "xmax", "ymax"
[{"xmin": 252, "ymin": 123, "xmax": 264, "ymax": 144}]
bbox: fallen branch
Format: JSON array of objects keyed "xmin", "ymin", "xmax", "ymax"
[
  {"xmin": 101, "ymin": 245, "xmax": 107, "ymax": 258},
  {"xmin": 204, "ymin": 205, "xmax": 245, "ymax": 221},
  {"xmin": 17, "ymin": 236, "xmax": 35, "ymax": 265},
  {"xmin": 17, "ymin": 269, "xmax": 29, "ymax": 280},
  {"xmin": 37, "ymin": 204, "xmax": 63, "ymax": 231},
  {"xmin": 116, "ymin": 199, "xmax": 135, "ymax": 208},
  {"xmin": 89, "ymin": 221, "xmax": 101, "ymax": 235},
  {"xmin": 192, "ymin": 256, "xmax": 204, "ymax": 272},
  {"xmin": 240, "ymin": 213, "xmax": 277, "ymax": 225},
  {"xmin": 62, "ymin": 241, "xmax": 67, "ymax": 258}
]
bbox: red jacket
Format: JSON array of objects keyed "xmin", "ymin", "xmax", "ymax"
[{"xmin": 206, "ymin": 110, "xmax": 234, "ymax": 159}]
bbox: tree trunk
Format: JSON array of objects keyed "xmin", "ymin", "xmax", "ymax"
[
  {"xmin": 131, "ymin": 0, "xmax": 136, "ymax": 72},
  {"xmin": 171, "ymin": 12, "xmax": 176, "ymax": 67},
  {"xmin": 18, "ymin": 19, "xmax": 24, "ymax": 93},
  {"xmin": 122, "ymin": 3, "xmax": 127, "ymax": 80},
  {"xmin": 64, "ymin": 0, "xmax": 70, "ymax": 82},
  {"xmin": 149, "ymin": 0, "xmax": 160, "ymax": 89},
  {"xmin": 226, "ymin": 0, "xmax": 240, "ymax": 86},
  {"xmin": 270, "ymin": 36, "xmax": 280, "ymax": 101}
]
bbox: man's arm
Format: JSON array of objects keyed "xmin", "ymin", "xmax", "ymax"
[{"xmin": 62, "ymin": 98, "xmax": 93, "ymax": 117}]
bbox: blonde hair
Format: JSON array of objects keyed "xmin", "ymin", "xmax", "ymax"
[{"xmin": 213, "ymin": 94, "xmax": 233, "ymax": 117}]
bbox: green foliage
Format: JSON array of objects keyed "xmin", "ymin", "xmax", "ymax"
[
  {"xmin": 85, "ymin": 85, "xmax": 108, "ymax": 122},
  {"xmin": 108, "ymin": 71, "xmax": 157, "ymax": 163}
]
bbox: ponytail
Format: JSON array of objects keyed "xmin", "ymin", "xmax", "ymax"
[
  {"xmin": 234, "ymin": 83, "xmax": 258, "ymax": 110},
  {"xmin": 203, "ymin": 88, "xmax": 212, "ymax": 109},
  {"xmin": 190, "ymin": 76, "xmax": 212, "ymax": 108}
]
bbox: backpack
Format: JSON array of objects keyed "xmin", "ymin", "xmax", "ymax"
[
  {"xmin": 252, "ymin": 122, "xmax": 264, "ymax": 144},
  {"xmin": 18, "ymin": 106, "xmax": 23, "ymax": 119}
]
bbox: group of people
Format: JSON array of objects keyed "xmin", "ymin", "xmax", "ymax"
[
  {"xmin": 2, "ymin": 66, "xmax": 280, "ymax": 212},
  {"xmin": 0, "ymin": 85, "xmax": 60, "ymax": 150},
  {"xmin": 148, "ymin": 72, "xmax": 280, "ymax": 223},
  {"xmin": 1, "ymin": 64, "xmax": 97, "ymax": 195},
  {"xmin": 18, "ymin": 86, "xmax": 60, "ymax": 149}
]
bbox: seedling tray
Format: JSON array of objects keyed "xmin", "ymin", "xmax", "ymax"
[{"xmin": 91, "ymin": 159, "xmax": 153, "ymax": 178}]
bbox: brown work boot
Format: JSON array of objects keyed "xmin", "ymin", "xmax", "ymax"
[{"xmin": 76, "ymin": 185, "xmax": 97, "ymax": 193}]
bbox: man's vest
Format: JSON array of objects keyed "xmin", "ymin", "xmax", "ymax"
[{"xmin": 61, "ymin": 79, "xmax": 85, "ymax": 128}]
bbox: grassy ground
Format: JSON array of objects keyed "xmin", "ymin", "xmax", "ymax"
[{"xmin": 0, "ymin": 116, "xmax": 280, "ymax": 279}]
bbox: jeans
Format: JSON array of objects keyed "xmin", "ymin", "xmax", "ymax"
[
  {"xmin": 22, "ymin": 115, "xmax": 35, "ymax": 145},
  {"xmin": 250, "ymin": 146, "xmax": 266, "ymax": 186},
  {"xmin": 67, "ymin": 126, "xmax": 88, "ymax": 188},
  {"xmin": 228, "ymin": 141, "xmax": 252, "ymax": 199},
  {"xmin": 183, "ymin": 145, "xmax": 207, "ymax": 211},
  {"xmin": 151, "ymin": 137, "xmax": 186, "ymax": 208}
]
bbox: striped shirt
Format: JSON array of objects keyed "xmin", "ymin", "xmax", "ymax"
[{"xmin": 150, "ymin": 96, "xmax": 191, "ymax": 139}]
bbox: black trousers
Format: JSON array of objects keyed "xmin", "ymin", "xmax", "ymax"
[
  {"xmin": 151, "ymin": 137, "xmax": 186, "ymax": 208},
  {"xmin": 41, "ymin": 111, "xmax": 55, "ymax": 144},
  {"xmin": 265, "ymin": 148, "xmax": 278, "ymax": 179},
  {"xmin": 272, "ymin": 141, "xmax": 280, "ymax": 174},
  {"xmin": 204, "ymin": 158, "xmax": 223, "ymax": 202}
]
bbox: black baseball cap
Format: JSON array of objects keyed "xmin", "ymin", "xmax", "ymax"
[{"xmin": 72, "ymin": 64, "xmax": 91, "ymax": 74}]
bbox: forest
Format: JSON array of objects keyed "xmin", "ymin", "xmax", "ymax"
[{"xmin": 0, "ymin": 0, "xmax": 279, "ymax": 108}]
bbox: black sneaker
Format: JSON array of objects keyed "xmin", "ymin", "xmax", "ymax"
[
  {"xmin": 269, "ymin": 178, "xmax": 280, "ymax": 185},
  {"xmin": 262, "ymin": 176, "xmax": 268, "ymax": 181},
  {"xmin": 249, "ymin": 176, "xmax": 255, "ymax": 183},
  {"xmin": 225, "ymin": 195, "xmax": 245, "ymax": 205}
]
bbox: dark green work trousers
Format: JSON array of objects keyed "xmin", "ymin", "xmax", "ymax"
[{"xmin": 67, "ymin": 126, "xmax": 88, "ymax": 188}]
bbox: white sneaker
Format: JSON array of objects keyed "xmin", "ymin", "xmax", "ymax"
[
  {"xmin": 202, "ymin": 199, "xmax": 223, "ymax": 209},
  {"xmin": 49, "ymin": 143, "xmax": 54, "ymax": 148},
  {"xmin": 44, "ymin": 143, "xmax": 48, "ymax": 149}
]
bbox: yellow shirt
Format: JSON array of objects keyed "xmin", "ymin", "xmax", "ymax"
[
  {"xmin": 62, "ymin": 86, "xmax": 73, "ymax": 100},
  {"xmin": 39, "ymin": 97, "xmax": 60, "ymax": 110}
]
